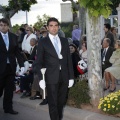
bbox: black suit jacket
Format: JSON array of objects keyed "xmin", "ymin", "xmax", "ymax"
[
  {"xmin": 0, "ymin": 32, "xmax": 24, "ymax": 74},
  {"xmin": 34, "ymin": 36, "xmax": 74, "ymax": 84},
  {"xmin": 106, "ymin": 31, "xmax": 114, "ymax": 47},
  {"xmin": 101, "ymin": 47, "xmax": 114, "ymax": 69},
  {"xmin": 28, "ymin": 46, "xmax": 37, "ymax": 60}
]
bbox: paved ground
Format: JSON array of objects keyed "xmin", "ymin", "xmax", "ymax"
[
  {"xmin": 13, "ymin": 92, "xmax": 120, "ymax": 120},
  {"xmin": 0, "ymin": 81, "xmax": 120, "ymax": 120}
]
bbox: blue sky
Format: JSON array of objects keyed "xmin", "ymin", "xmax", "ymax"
[{"xmin": 0, "ymin": 0, "xmax": 71, "ymax": 26}]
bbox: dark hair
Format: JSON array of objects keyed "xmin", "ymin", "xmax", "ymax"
[
  {"xmin": 104, "ymin": 23, "xmax": 111, "ymax": 30},
  {"xmin": 69, "ymin": 43, "xmax": 79, "ymax": 54},
  {"xmin": 47, "ymin": 17, "xmax": 60, "ymax": 26},
  {"xmin": 104, "ymin": 38, "xmax": 111, "ymax": 45},
  {"xmin": 24, "ymin": 24, "xmax": 28, "ymax": 27},
  {"xmin": 111, "ymin": 27, "xmax": 116, "ymax": 32},
  {"xmin": 19, "ymin": 27, "xmax": 25, "ymax": 32},
  {"xmin": 82, "ymin": 41, "xmax": 87, "ymax": 49},
  {"xmin": 0, "ymin": 18, "xmax": 9, "ymax": 26}
]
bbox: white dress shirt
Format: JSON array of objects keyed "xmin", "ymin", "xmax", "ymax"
[
  {"xmin": 103, "ymin": 47, "xmax": 109, "ymax": 61},
  {"xmin": 49, "ymin": 33, "xmax": 61, "ymax": 55}
]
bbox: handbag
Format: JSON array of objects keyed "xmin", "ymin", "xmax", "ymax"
[{"xmin": 77, "ymin": 59, "xmax": 87, "ymax": 74}]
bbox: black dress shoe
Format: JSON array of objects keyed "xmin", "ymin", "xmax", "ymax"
[
  {"xmin": 40, "ymin": 99, "xmax": 48, "ymax": 105},
  {"xmin": 30, "ymin": 95, "xmax": 42, "ymax": 100},
  {"xmin": 103, "ymin": 86, "xmax": 110, "ymax": 91},
  {"xmin": 20, "ymin": 92, "xmax": 31, "ymax": 98},
  {"xmin": 4, "ymin": 110, "xmax": 18, "ymax": 115}
]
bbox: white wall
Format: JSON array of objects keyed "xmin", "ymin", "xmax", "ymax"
[{"xmin": 60, "ymin": 3, "xmax": 73, "ymax": 23}]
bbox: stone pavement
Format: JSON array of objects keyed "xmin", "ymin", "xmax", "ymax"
[{"xmin": 12, "ymin": 88, "xmax": 120, "ymax": 120}]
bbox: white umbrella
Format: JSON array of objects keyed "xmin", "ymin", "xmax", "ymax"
[{"xmin": 39, "ymin": 68, "xmax": 46, "ymax": 99}]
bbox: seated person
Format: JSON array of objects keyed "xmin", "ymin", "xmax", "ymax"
[
  {"xmin": 69, "ymin": 43, "xmax": 80, "ymax": 78},
  {"xmin": 20, "ymin": 67, "xmax": 34, "ymax": 98},
  {"xmin": 28, "ymin": 38, "xmax": 37, "ymax": 61},
  {"xmin": 104, "ymin": 40, "xmax": 120, "ymax": 92},
  {"xmin": 79, "ymin": 42, "xmax": 87, "ymax": 63},
  {"xmin": 101, "ymin": 38, "xmax": 114, "ymax": 78}
]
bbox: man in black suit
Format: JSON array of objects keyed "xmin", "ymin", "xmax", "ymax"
[
  {"xmin": 0, "ymin": 18, "xmax": 24, "ymax": 114},
  {"xmin": 103, "ymin": 23, "xmax": 114, "ymax": 47},
  {"xmin": 28, "ymin": 38, "xmax": 37, "ymax": 61},
  {"xmin": 101, "ymin": 38, "xmax": 114, "ymax": 78},
  {"xmin": 35, "ymin": 17, "xmax": 74, "ymax": 120}
]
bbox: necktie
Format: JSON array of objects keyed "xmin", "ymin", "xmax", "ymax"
[
  {"xmin": 3, "ymin": 34, "xmax": 9, "ymax": 50},
  {"xmin": 3, "ymin": 34, "xmax": 9, "ymax": 63},
  {"xmin": 102, "ymin": 49, "xmax": 106, "ymax": 60},
  {"xmin": 30, "ymin": 47, "xmax": 33, "ymax": 54},
  {"xmin": 53, "ymin": 37, "xmax": 59, "ymax": 56}
]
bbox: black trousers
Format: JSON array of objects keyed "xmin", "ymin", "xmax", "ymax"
[
  {"xmin": 0, "ymin": 64, "xmax": 15, "ymax": 111},
  {"xmin": 46, "ymin": 71, "xmax": 68, "ymax": 120},
  {"xmin": 20, "ymin": 73, "xmax": 33, "ymax": 92}
]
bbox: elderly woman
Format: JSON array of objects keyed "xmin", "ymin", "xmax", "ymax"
[
  {"xmin": 104, "ymin": 40, "xmax": 120, "ymax": 92},
  {"xmin": 22, "ymin": 26, "xmax": 36, "ymax": 58}
]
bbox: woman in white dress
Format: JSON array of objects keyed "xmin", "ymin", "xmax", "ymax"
[{"xmin": 104, "ymin": 40, "xmax": 120, "ymax": 92}]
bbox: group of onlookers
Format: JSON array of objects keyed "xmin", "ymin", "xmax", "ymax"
[
  {"xmin": 70, "ymin": 23, "xmax": 120, "ymax": 93},
  {"xmin": 15, "ymin": 22, "xmax": 120, "ymax": 108},
  {"xmin": 102, "ymin": 23, "xmax": 120, "ymax": 92},
  {"xmin": 15, "ymin": 24, "xmax": 48, "ymax": 105}
]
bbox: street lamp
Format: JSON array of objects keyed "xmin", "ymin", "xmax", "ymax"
[{"xmin": 26, "ymin": 10, "xmax": 28, "ymax": 24}]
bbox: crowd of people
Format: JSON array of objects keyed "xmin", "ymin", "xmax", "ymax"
[{"xmin": 0, "ymin": 16, "xmax": 120, "ymax": 120}]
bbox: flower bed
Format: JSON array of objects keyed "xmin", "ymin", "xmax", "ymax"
[{"xmin": 98, "ymin": 90, "xmax": 120, "ymax": 115}]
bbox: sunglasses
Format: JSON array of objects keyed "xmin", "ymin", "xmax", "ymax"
[{"xmin": 26, "ymin": 30, "xmax": 30, "ymax": 31}]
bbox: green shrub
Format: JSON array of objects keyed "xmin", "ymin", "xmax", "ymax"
[{"xmin": 68, "ymin": 80, "xmax": 91, "ymax": 108}]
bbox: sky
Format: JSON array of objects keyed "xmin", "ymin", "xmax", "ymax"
[{"xmin": 0, "ymin": 0, "xmax": 71, "ymax": 26}]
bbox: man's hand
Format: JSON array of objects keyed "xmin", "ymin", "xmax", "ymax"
[
  {"xmin": 39, "ymin": 80, "xmax": 46, "ymax": 90},
  {"xmin": 68, "ymin": 79, "xmax": 74, "ymax": 88}
]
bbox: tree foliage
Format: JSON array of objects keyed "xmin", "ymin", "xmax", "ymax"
[
  {"xmin": 8, "ymin": 0, "xmax": 37, "ymax": 12},
  {"xmin": 78, "ymin": 0, "xmax": 112, "ymax": 18},
  {"xmin": 12, "ymin": 24, "xmax": 21, "ymax": 34},
  {"xmin": 33, "ymin": 14, "xmax": 50, "ymax": 29},
  {"xmin": 0, "ymin": 0, "xmax": 37, "ymax": 30},
  {"xmin": 78, "ymin": 0, "xmax": 120, "ymax": 18},
  {"xmin": 0, "ymin": 0, "xmax": 37, "ymax": 18}
]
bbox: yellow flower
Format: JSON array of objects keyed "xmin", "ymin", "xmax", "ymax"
[
  {"xmin": 103, "ymin": 108, "xmax": 106, "ymax": 111},
  {"xmin": 112, "ymin": 105, "xmax": 115, "ymax": 108},
  {"xmin": 98, "ymin": 105, "xmax": 101, "ymax": 109},
  {"xmin": 108, "ymin": 104, "xmax": 110, "ymax": 108},
  {"xmin": 107, "ymin": 101, "xmax": 110, "ymax": 103},
  {"xmin": 110, "ymin": 97, "xmax": 113, "ymax": 100},
  {"xmin": 104, "ymin": 104, "xmax": 107, "ymax": 106},
  {"xmin": 100, "ymin": 98, "xmax": 103, "ymax": 100}
]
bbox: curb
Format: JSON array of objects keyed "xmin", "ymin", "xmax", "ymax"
[{"xmin": 13, "ymin": 93, "xmax": 120, "ymax": 120}]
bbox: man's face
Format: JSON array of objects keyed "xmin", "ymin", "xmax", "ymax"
[
  {"xmin": 30, "ymin": 40, "xmax": 35, "ymax": 46},
  {"xmin": 104, "ymin": 25, "xmax": 108, "ymax": 33},
  {"xmin": 47, "ymin": 21, "xmax": 59, "ymax": 36},
  {"xmin": 102, "ymin": 39, "xmax": 109, "ymax": 48},
  {"xmin": 0, "ymin": 22, "xmax": 9, "ymax": 33}
]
